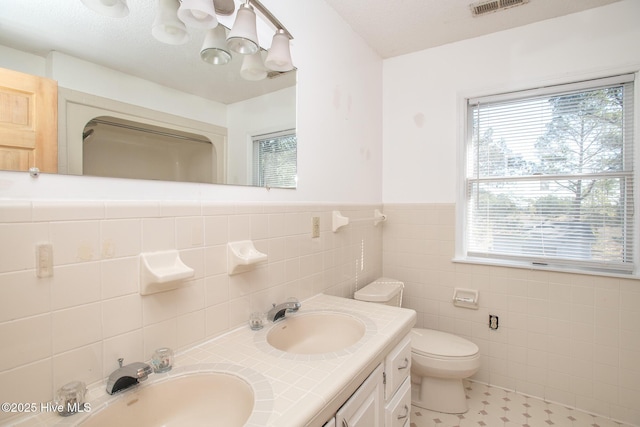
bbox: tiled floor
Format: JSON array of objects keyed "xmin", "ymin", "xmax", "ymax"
[{"xmin": 410, "ymin": 380, "xmax": 634, "ymax": 427}]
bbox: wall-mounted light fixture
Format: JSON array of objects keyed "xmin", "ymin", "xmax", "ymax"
[
  {"xmin": 153, "ymin": 0, "xmax": 190, "ymax": 45},
  {"xmin": 178, "ymin": 0, "xmax": 219, "ymax": 29},
  {"xmin": 240, "ymin": 51, "xmax": 267, "ymax": 81},
  {"xmin": 200, "ymin": 25, "xmax": 232, "ymax": 65},
  {"xmin": 81, "ymin": 0, "xmax": 294, "ymax": 81},
  {"xmin": 250, "ymin": 0, "xmax": 294, "ymax": 73},
  {"xmin": 226, "ymin": 2, "xmax": 259, "ymax": 54},
  {"xmin": 265, "ymin": 28, "xmax": 293, "ymax": 72}
]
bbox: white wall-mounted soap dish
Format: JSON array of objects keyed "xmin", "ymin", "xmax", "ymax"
[
  {"xmin": 228, "ymin": 240, "xmax": 268, "ymax": 275},
  {"xmin": 140, "ymin": 250, "xmax": 195, "ymax": 295}
]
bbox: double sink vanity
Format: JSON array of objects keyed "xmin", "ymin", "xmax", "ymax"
[{"xmin": 18, "ymin": 294, "xmax": 415, "ymax": 427}]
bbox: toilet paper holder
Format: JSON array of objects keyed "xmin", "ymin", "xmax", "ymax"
[{"xmin": 452, "ymin": 288, "xmax": 479, "ymax": 309}]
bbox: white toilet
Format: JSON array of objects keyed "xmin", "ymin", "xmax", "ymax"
[{"xmin": 354, "ymin": 278, "xmax": 480, "ymax": 414}]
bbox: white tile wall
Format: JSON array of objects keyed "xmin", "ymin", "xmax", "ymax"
[
  {"xmin": 0, "ymin": 201, "xmax": 383, "ymax": 423},
  {"xmin": 5, "ymin": 201, "xmax": 636, "ymax": 425},
  {"xmin": 382, "ymin": 203, "xmax": 640, "ymax": 427}
]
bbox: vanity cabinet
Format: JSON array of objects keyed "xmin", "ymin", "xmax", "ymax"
[
  {"xmin": 323, "ymin": 334, "xmax": 412, "ymax": 427},
  {"xmin": 335, "ymin": 363, "xmax": 384, "ymax": 427},
  {"xmin": 384, "ymin": 336, "xmax": 412, "ymax": 427}
]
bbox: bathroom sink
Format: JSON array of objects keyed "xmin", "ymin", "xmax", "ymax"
[
  {"xmin": 267, "ymin": 312, "xmax": 366, "ymax": 354},
  {"xmin": 79, "ymin": 373, "xmax": 254, "ymax": 427}
]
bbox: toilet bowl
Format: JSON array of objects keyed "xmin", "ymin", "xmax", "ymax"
[
  {"xmin": 409, "ymin": 328, "xmax": 480, "ymax": 414},
  {"xmin": 354, "ymin": 278, "xmax": 480, "ymax": 414}
]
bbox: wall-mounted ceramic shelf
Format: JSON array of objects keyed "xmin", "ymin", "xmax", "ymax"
[
  {"xmin": 228, "ymin": 240, "xmax": 268, "ymax": 275},
  {"xmin": 332, "ymin": 209, "xmax": 388, "ymax": 232},
  {"xmin": 140, "ymin": 250, "xmax": 195, "ymax": 295}
]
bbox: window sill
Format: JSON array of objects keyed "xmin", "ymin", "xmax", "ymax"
[{"xmin": 452, "ymin": 256, "xmax": 639, "ymax": 280}]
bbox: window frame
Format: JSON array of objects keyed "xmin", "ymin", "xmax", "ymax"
[{"xmin": 455, "ymin": 73, "xmax": 639, "ymax": 277}]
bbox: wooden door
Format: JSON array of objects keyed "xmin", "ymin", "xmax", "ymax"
[{"xmin": 0, "ymin": 67, "xmax": 57, "ymax": 172}]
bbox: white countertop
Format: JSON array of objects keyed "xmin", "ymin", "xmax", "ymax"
[
  {"xmin": 14, "ymin": 294, "xmax": 416, "ymax": 427},
  {"xmin": 204, "ymin": 294, "xmax": 416, "ymax": 426}
]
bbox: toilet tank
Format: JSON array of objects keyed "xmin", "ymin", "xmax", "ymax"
[{"xmin": 354, "ymin": 278, "xmax": 404, "ymax": 307}]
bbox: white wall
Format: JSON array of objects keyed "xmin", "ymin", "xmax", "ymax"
[
  {"xmin": 382, "ymin": 0, "xmax": 640, "ymax": 203},
  {"xmin": 0, "ymin": 0, "xmax": 383, "ymax": 204}
]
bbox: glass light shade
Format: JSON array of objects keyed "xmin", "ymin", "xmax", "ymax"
[
  {"xmin": 213, "ymin": 0, "xmax": 235, "ymax": 15},
  {"xmin": 80, "ymin": 0, "xmax": 129, "ymax": 17},
  {"xmin": 226, "ymin": 3, "xmax": 259, "ymax": 55},
  {"xmin": 200, "ymin": 26, "xmax": 231, "ymax": 65},
  {"xmin": 240, "ymin": 52, "xmax": 267, "ymax": 81},
  {"xmin": 152, "ymin": 0, "xmax": 190, "ymax": 45},
  {"xmin": 178, "ymin": 0, "xmax": 218, "ymax": 29},
  {"xmin": 265, "ymin": 29, "xmax": 293, "ymax": 72}
]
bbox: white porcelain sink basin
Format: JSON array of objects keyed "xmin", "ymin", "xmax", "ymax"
[
  {"xmin": 79, "ymin": 373, "xmax": 254, "ymax": 427},
  {"xmin": 267, "ymin": 312, "xmax": 366, "ymax": 354}
]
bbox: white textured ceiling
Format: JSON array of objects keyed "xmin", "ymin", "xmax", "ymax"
[
  {"xmin": 0, "ymin": 0, "xmax": 621, "ymax": 103},
  {"xmin": 323, "ymin": 0, "xmax": 621, "ymax": 58}
]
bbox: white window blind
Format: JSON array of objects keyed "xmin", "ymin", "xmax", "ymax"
[
  {"xmin": 465, "ymin": 74, "xmax": 635, "ymax": 273},
  {"xmin": 252, "ymin": 130, "xmax": 297, "ymax": 188}
]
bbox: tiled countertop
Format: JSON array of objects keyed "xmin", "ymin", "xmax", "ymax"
[
  {"xmin": 14, "ymin": 294, "xmax": 416, "ymax": 427},
  {"xmin": 201, "ymin": 294, "xmax": 416, "ymax": 426}
]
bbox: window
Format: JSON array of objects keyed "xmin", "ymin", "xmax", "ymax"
[
  {"xmin": 462, "ymin": 74, "xmax": 635, "ymax": 274},
  {"xmin": 252, "ymin": 130, "xmax": 297, "ymax": 188}
]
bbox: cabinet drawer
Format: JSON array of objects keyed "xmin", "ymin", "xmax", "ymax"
[
  {"xmin": 385, "ymin": 377, "xmax": 411, "ymax": 427},
  {"xmin": 384, "ymin": 335, "xmax": 411, "ymax": 400}
]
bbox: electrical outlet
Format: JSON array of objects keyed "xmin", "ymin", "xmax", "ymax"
[
  {"xmin": 36, "ymin": 242, "xmax": 53, "ymax": 278},
  {"xmin": 489, "ymin": 314, "xmax": 499, "ymax": 330},
  {"xmin": 312, "ymin": 216, "xmax": 320, "ymax": 238}
]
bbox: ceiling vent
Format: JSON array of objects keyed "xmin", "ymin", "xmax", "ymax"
[{"xmin": 471, "ymin": 0, "xmax": 529, "ymax": 16}]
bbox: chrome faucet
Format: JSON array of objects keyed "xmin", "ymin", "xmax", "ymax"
[
  {"xmin": 267, "ymin": 297, "xmax": 301, "ymax": 322},
  {"xmin": 106, "ymin": 358, "xmax": 153, "ymax": 395}
]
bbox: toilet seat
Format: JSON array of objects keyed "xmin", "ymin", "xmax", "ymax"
[{"xmin": 410, "ymin": 328, "xmax": 478, "ymax": 359}]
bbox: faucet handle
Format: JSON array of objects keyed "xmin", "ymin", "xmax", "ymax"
[
  {"xmin": 151, "ymin": 348, "xmax": 174, "ymax": 373},
  {"xmin": 55, "ymin": 381, "xmax": 86, "ymax": 417},
  {"xmin": 285, "ymin": 297, "xmax": 301, "ymax": 312}
]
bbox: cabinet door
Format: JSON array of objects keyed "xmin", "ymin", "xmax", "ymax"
[
  {"xmin": 0, "ymin": 67, "xmax": 57, "ymax": 172},
  {"xmin": 336, "ymin": 364, "xmax": 384, "ymax": 427},
  {"xmin": 323, "ymin": 417, "xmax": 336, "ymax": 427}
]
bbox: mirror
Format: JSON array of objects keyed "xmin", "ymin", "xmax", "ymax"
[{"xmin": 0, "ymin": 0, "xmax": 297, "ymax": 188}]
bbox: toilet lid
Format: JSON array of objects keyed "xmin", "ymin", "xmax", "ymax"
[
  {"xmin": 410, "ymin": 328, "xmax": 479, "ymax": 358},
  {"xmin": 354, "ymin": 279, "xmax": 403, "ymax": 302}
]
